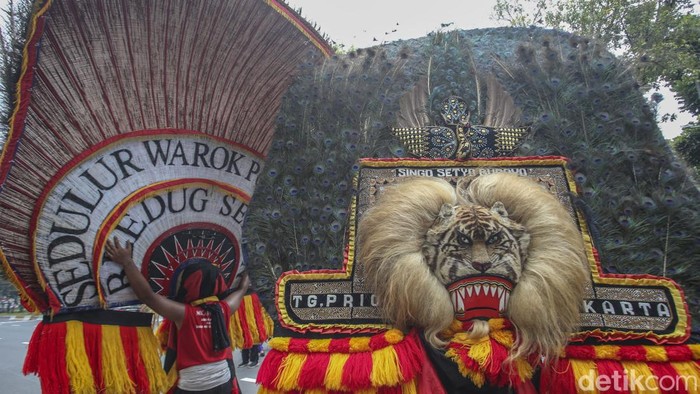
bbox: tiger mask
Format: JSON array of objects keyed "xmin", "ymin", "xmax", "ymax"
[{"xmin": 358, "ymin": 173, "xmax": 588, "ymax": 363}]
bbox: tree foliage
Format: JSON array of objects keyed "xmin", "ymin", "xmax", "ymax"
[
  {"xmin": 493, "ymin": 0, "xmax": 700, "ymax": 116},
  {"xmin": 0, "ymin": 0, "xmax": 32, "ymax": 137},
  {"xmin": 672, "ymin": 123, "xmax": 700, "ymax": 174}
]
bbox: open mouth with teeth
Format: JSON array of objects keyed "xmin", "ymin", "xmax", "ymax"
[{"xmin": 446, "ymin": 275, "xmax": 514, "ymax": 321}]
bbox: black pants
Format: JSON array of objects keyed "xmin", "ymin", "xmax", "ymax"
[
  {"xmin": 174, "ymin": 380, "xmax": 232, "ymax": 394},
  {"xmin": 241, "ymin": 346, "xmax": 259, "ymax": 364}
]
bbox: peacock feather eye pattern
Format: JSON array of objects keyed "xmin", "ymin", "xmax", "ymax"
[{"xmin": 242, "ymin": 28, "xmax": 700, "ymax": 326}]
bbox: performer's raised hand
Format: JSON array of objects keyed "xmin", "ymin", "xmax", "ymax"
[{"xmin": 105, "ymin": 237, "xmax": 134, "ymax": 267}]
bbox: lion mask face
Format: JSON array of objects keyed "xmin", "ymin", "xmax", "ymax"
[{"xmin": 423, "ymin": 202, "xmax": 530, "ymax": 286}]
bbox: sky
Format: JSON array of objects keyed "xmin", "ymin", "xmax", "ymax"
[
  {"xmin": 285, "ymin": 0, "xmax": 693, "ymax": 140},
  {"xmin": 0, "ymin": 0, "xmax": 692, "ymax": 139}
]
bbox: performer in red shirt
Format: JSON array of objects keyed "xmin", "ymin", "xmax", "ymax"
[{"xmin": 106, "ymin": 237, "xmax": 250, "ymax": 393}]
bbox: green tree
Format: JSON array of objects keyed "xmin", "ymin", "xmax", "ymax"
[
  {"xmin": 493, "ymin": 0, "xmax": 700, "ymax": 116},
  {"xmin": 0, "ymin": 0, "xmax": 32, "ymax": 135},
  {"xmin": 672, "ymin": 123, "xmax": 700, "ymax": 175}
]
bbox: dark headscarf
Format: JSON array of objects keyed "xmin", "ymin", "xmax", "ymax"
[{"xmin": 169, "ymin": 258, "xmax": 231, "ymax": 351}]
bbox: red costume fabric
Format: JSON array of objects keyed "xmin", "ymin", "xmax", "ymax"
[{"xmin": 175, "ymin": 301, "xmax": 233, "ymax": 370}]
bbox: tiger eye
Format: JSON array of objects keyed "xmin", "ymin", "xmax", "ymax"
[
  {"xmin": 486, "ymin": 232, "xmax": 501, "ymax": 245},
  {"xmin": 457, "ymin": 233, "xmax": 472, "ymax": 246}
]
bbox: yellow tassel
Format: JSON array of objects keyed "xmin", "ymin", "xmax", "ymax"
[
  {"xmin": 445, "ymin": 348, "xmax": 469, "ymax": 378},
  {"xmin": 257, "ymin": 388, "xmax": 286, "ymax": 394},
  {"xmin": 488, "ymin": 318, "xmax": 507, "ymax": 331},
  {"xmin": 263, "ymin": 306, "xmax": 275, "ymax": 341},
  {"xmin": 370, "ymin": 345, "xmax": 403, "ymax": 387},
  {"xmin": 303, "ymin": 389, "xmax": 328, "ymax": 394},
  {"xmin": 270, "ymin": 337, "xmax": 291, "ymax": 352},
  {"xmin": 136, "ymin": 326, "xmax": 168, "ymax": 394},
  {"xmin": 468, "ymin": 370, "xmax": 486, "ymax": 388},
  {"xmin": 643, "ymin": 346, "xmax": 669, "ymax": 362},
  {"xmin": 670, "ymin": 362, "xmax": 700, "ymax": 394},
  {"xmin": 468, "ymin": 339, "xmax": 492, "ymax": 369},
  {"xmin": 325, "ymin": 353, "xmax": 350, "ymax": 390},
  {"xmin": 243, "ymin": 296, "xmax": 261, "ymax": 343},
  {"xmin": 689, "ymin": 345, "xmax": 700, "ymax": 360},
  {"xmin": 594, "ymin": 345, "xmax": 620, "ymax": 360},
  {"xmin": 401, "ymin": 379, "xmax": 418, "ymax": 394},
  {"xmin": 65, "ymin": 321, "xmax": 95, "ymax": 394},
  {"xmin": 490, "ymin": 329, "xmax": 515, "ymax": 347},
  {"xmin": 384, "ymin": 329, "xmax": 404, "ymax": 344},
  {"xmin": 276, "ymin": 353, "xmax": 307, "ymax": 391},
  {"xmin": 622, "ymin": 361, "xmax": 660, "ymax": 394},
  {"xmin": 307, "ymin": 338, "xmax": 332, "ymax": 352},
  {"xmin": 230, "ymin": 313, "xmax": 244, "ymax": 349},
  {"xmin": 165, "ymin": 366, "xmax": 178, "ymax": 392},
  {"xmin": 349, "ymin": 337, "xmax": 371, "ymax": 352},
  {"xmin": 101, "ymin": 325, "xmax": 135, "ymax": 394},
  {"xmin": 570, "ymin": 360, "xmax": 599, "ymax": 394},
  {"xmin": 514, "ymin": 357, "xmax": 534, "ymax": 382}
]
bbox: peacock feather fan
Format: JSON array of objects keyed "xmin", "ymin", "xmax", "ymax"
[{"xmin": 244, "ymin": 27, "xmax": 700, "ymax": 327}]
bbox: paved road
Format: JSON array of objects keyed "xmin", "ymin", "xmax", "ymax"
[
  {"xmin": 0, "ymin": 315, "xmax": 262, "ymax": 393},
  {"xmin": 0, "ymin": 316, "xmax": 41, "ymax": 393}
]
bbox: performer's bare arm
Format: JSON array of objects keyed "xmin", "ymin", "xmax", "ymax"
[
  {"xmin": 105, "ymin": 237, "xmax": 186, "ymax": 327},
  {"xmin": 224, "ymin": 272, "xmax": 250, "ymax": 312}
]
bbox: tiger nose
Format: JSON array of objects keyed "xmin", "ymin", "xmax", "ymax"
[{"xmin": 471, "ymin": 261, "xmax": 492, "ymax": 273}]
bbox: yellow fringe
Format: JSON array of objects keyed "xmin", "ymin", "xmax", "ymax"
[
  {"xmin": 670, "ymin": 362, "xmax": 700, "ymax": 394},
  {"xmin": 165, "ymin": 366, "xmax": 178, "ymax": 393},
  {"xmin": 324, "ymin": 353, "xmax": 350, "ymax": 390},
  {"xmin": 229, "ymin": 313, "xmax": 243, "ymax": 349},
  {"xmin": 263, "ymin": 305, "xmax": 275, "ymax": 341},
  {"xmin": 307, "ymin": 338, "xmax": 332, "ymax": 352},
  {"xmin": 136, "ymin": 326, "xmax": 168, "ymax": 394},
  {"xmin": 468, "ymin": 338, "xmax": 492, "ymax": 369},
  {"xmin": 191, "ymin": 296, "xmax": 219, "ymax": 306},
  {"xmin": 65, "ymin": 321, "xmax": 95, "ymax": 394},
  {"xmin": 620, "ymin": 361, "xmax": 660, "ymax": 394},
  {"xmin": 370, "ymin": 345, "xmax": 403, "ymax": 387},
  {"xmin": 689, "ymin": 345, "xmax": 700, "ymax": 360},
  {"xmin": 243, "ymin": 296, "xmax": 261, "ymax": 343},
  {"xmin": 490, "ymin": 329, "xmax": 515, "ymax": 347},
  {"xmin": 384, "ymin": 329, "xmax": 404, "ymax": 344},
  {"xmin": 349, "ymin": 337, "xmax": 372, "ymax": 352},
  {"xmin": 514, "ymin": 357, "xmax": 534, "ymax": 382},
  {"xmin": 643, "ymin": 346, "xmax": 669, "ymax": 362},
  {"xmin": 401, "ymin": 379, "xmax": 419, "ymax": 394},
  {"xmin": 270, "ymin": 337, "xmax": 291, "ymax": 352},
  {"xmin": 101, "ymin": 325, "xmax": 135, "ymax": 394},
  {"xmin": 570, "ymin": 359, "xmax": 599, "ymax": 394},
  {"xmin": 276, "ymin": 353, "xmax": 307, "ymax": 391},
  {"xmin": 445, "ymin": 348, "xmax": 469, "ymax": 377},
  {"xmin": 594, "ymin": 345, "xmax": 620, "ymax": 360}
]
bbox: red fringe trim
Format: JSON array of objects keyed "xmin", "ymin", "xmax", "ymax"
[
  {"xmin": 257, "ymin": 350, "xmax": 286, "ymax": 388},
  {"xmin": 83, "ymin": 322, "xmax": 104, "ymax": 389},
  {"xmin": 595, "ymin": 360, "xmax": 630, "ymax": 394},
  {"xmin": 258, "ymin": 331, "xmax": 424, "ymax": 391},
  {"xmin": 341, "ymin": 351, "xmax": 373, "ymax": 390},
  {"xmin": 38, "ymin": 321, "xmax": 70, "ymax": 394},
  {"xmin": 250, "ymin": 293, "xmax": 269, "ymax": 340},
  {"xmin": 22, "ymin": 321, "xmax": 43, "ymax": 375},
  {"xmin": 648, "ymin": 362, "xmax": 688, "ymax": 394},
  {"xmin": 237, "ymin": 297, "xmax": 253, "ymax": 348},
  {"xmin": 297, "ymin": 352, "xmax": 330, "ymax": 389},
  {"xmin": 539, "ymin": 359, "xmax": 577, "ymax": 394},
  {"xmin": 120, "ymin": 326, "xmax": 150, "ymax": 391}
]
